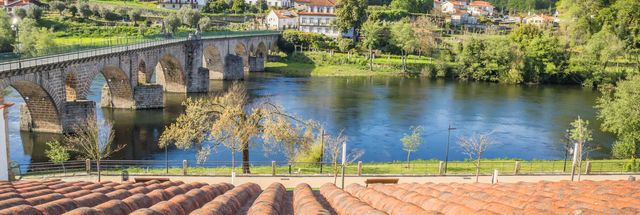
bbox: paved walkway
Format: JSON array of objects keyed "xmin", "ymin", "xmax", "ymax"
[{"xmin": 31, "ymin": 174, "xmax": 640, "ymax": 189}]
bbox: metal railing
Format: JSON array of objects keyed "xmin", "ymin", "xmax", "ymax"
[
  {"xmin": 0, "ymin": 30, "xmax": 280, "ymax": 73},
  {"xmin": 15, "ymin": 159, "xmax": 640, "ymax": 178}
]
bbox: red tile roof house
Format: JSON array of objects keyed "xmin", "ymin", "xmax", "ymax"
[
  {"xmin": 1, "ymin": 179, "xmax": 640, "ymax": 214},
  {"xmin": 1, "ymin": 0, "xmax": 43, "ymax": 14}
]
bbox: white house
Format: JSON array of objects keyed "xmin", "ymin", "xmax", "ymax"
[
  {"xmin": 524, "ymin": 13, "xmax": 556, "ymax": 27},
  {"xmin": 266, "ymin": 9, "xmax": 298, "ymax": 30},
  {"xmin": 450, "ymin": 11, "xmax": 477, "ymax": 25},
  {"xmin": 441, "ymin": 0, "xmax": 467, "ymax": 14},
  {"xmin": 296, "ymin": 0, "xmax": 339, "ymax": 37},
  {"xmin": 468, "ymin": 1, "xmax": 494, "ymax": 16},
  {"xmin": 158, "ymin": 0, "xmax": 205, "ymax": 10},
  {"xmin": 246, "ymin": 0, "xmax": 291, "ymax": 8}
]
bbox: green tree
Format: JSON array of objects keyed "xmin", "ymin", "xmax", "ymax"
[
  {"xmin": 412, "ymin": 15, "xmax": 438, "ymax": 57},
  {"xmin": 390, "ymin": 20, "xmax": 416, "ymax": 72},
  {"xmin": 14, "ymin": 8, "xmax": 27, "ymax": 19},
  {"xmin": 163, "ymin": 14, "xmax": 181, "ymax": 34},
  {"xmin": 160, "ymin": 83, "xmax": 318, "ymax": 174},
  {"xmin": 204, "ymin": 0, "xmax": 229, "ymax": 13},
  {"xmin": 78, "ymin": 3, "xmax": 93, "ymax": 19},
  {"xmin": 65, "ymin": 120, "xmax": 125, "ymax": 182},
  {"xmin": 45, "ymin": 141, "xmax": 70, "ymax": 173},
  {"xmin": 336, "ymin": 37, "xmax": 353, "ymax": 52},
  {"xmin": 400, "ymin": 126, "xmax": 424, "ymax": 168},
  {"xmin": 256, "ymin": 0, "xmax": 268, "ymax": 13},
  {"xmin": 199, "ymin": 16, "xmax": 211, "ymax": 30},
  {"xmin": 0, "ymin": 10, "xmax": 15, "ymax": 53},
  {"xmin": 231, "ymin": 0, "xmax": 246, "ymax": 14},
  {"xmin": 557, "ymin": 0, "xmax": 602, "ymax": 46},
  {"xmin": 116, "ymin": 7, "xmax": 129, "ymax": 19},
  {"xmin": 597, "ymin": 76, "xmax": 640, "ymax": 167},
  {"xmin": 49, "ymin": 1, "xmax": 66, "ymax": 16},
  {"xmin": 568, "ymin": 117, "xmax": 592, "ymax": 181},
  {"xmin": 128, "ymin": 9, "xmax": 142, "ymax": 25},
  {"xmin": 66, "ymin": 5, "xmax": 78, "ymax": 18},
  {"xmin": 584, "ymin": 27, "xmax": 625, "ymax": 75},
  {"xmin": 178, "ymin": 6, "xmax": 201, "ymax": 28},
  {"xmin": 26, "ymin": 6, "xmax": 43, "ymax": 20},
  {"xmin": 15, "ymin": 18, "xmax": 56, "ymax": 57},
  {"xmin": 334, "ymin": 0, "xmax": 367, "ymax": 40},
  {"xmin": 360, "ymin": 20, "xmax": 385, "ymax": 70}
]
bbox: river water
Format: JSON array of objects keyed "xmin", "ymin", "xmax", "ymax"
[{"xmin": 5, "ymin": 73, "xmax": 615, "ymax": 165}]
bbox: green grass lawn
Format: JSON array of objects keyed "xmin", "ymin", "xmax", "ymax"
[
  {"xmin": 265, "ymin": 61, "xmax": 402, "ymax": 77},
  {"xmin": 20, "ymin": 159, "xmax": 639, "ymax": 178}
]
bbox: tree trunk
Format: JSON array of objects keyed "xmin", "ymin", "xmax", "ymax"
[
  {"xmin": 475, "ymin": 158, "xmax": 480, "ymax": 183},
  {"xmin": 333, "ymin": 162, "xmax": 338, "ymax": 184},
  {"xmin": 242, "ymin": 141, "xmax": 251, "ymax": 174},
  {"xmin": 406, "ymin": 152, "xmax": 411, "ymax": 168},
  {"xmin": 369, "ymin": 48, "xmax": 373, "ymax": 71},
  {"xmin": 97, "ymin": 159, "xmax": 101, "ymax": 182}
]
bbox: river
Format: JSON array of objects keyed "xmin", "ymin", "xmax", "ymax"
[{"xmin": 4, "ymin": 73, "xmax": 615, "ymax": 165}]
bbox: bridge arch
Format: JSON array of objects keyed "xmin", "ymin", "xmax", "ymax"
[
  {"xmin": 137, "ymin": 60, "xmax": 148, "ymax": 85},
  {"xmin": 88, "ymin": 65, "xmax": 135, "ymax": 109},
  {"xmin": 234, "ymin": 42, "xmax": 249, "ymax": 70},
  {"xmin": 3, "ymin": 81, "xmax": 62, "ymax": 133},
  {"xmin": 65, "ymin": 73, "xmax": 78, "ymax": 102},
  {"xmin": 203, "ymin": 45, "xmax": 224, "ymax": 79},
  {"xmin": 257, "ymin": 42, "xmax": 268, "ymax": 58},
  {"xmin": 155, "ymin": 54, "xmax": 187, "ymax": 92}
]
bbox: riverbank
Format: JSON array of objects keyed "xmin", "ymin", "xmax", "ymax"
[
  {"xmin": 18, "ymin": 159, "xmax": 639, "ymax": 178},
  {"xmin": 265, "ymin": 51, "xmax": 435, "ymax": 77}
]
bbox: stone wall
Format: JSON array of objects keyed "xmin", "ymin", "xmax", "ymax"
[
  {"xmin": 19, "ymin": 104, "xmax": 31, "ymax": 132},
  {"xmin": 62, "ymin": 100, "xmax": 96, "ymax": 133},
  {"xmin": 224, "ymin": 55, "xmax": 245, "ymax": 80},
  {"xmin": 134, "ymin": 85, "xmax": 164, "ymax": 109},
  {"xmin": 249, "ymin": 57, "xmax": 265, "ymax": 72}
]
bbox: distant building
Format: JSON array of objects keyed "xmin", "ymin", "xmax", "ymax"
[
  {"xmin": 157, "ymin": 0, "xmax": 204, "ymax": 10},
  {"xmin": 468, "ymin": 1, "xmax": 494, "ymax": 16},
  {"xmin": 1, "ymin": 0, "xmax": 43, "ymax": 13},
  {"xmin": 265, "ymin": 10, "xmax": 298, "ymax": 30},
  {"xmin": 524, "ymin": 13, "xmax": 557, "ymax": 27},
  {"xmin": 246, "ymin": 0, "xmax": 292, "ymax": 8},
  {"xmin": 296, "ymin": 0, "xmax": 339, "ymax": 37},
  {"xmin": 441, "ymin": 0, "xmax": 467, "ymax": 14},
  {"xmin": 449, "ymin": 11, "xmax": 477, "ymax": 25}
]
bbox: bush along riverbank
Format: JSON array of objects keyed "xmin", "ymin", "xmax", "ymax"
[{"xmin": 265, "ymin": 51, "xmax": 439, "ymax": 77}]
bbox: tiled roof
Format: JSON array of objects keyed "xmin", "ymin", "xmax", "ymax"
[
  {"xmin": 469, "ymin": 0, "xmax": 494, "ymax": 7},
  {"xmin": 295, "ymin": 0, "xmax": 335, "ymax": 7},
  {"xmin": 272, "ymin": 10, "xmax": 298, "ymax": 19},
  {"xmin": 1, "ymin": 179, "xmax": 640, "ymax": 214},
  {"xmin": 298, "ymin": 11, "xmax": 335, "ymax": 16}
]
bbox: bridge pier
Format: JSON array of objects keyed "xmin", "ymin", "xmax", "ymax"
[
  {"xmin": 186, "ymin": 67, "xmax": 209, "ymax": 93},
  {"xmin": 249, "ymin": 56, "xmax": 265, "ymax": 72},
  {"xmin": 61, "ymin": 100, "xmax": 96, "ymax": 133},
  {"xmin": 224, "ymin": 55, "xmax": 245, "ymax": 80},
  {"xmin": 133, "ymin": 85, "xmax": 164, "ymax": 109}
]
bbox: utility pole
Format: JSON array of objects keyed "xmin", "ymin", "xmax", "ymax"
[
  {"xmin": 319, "ymin": 128, "xmax": 325, "ymax": 174},
  {"xmin": 444, "ymin": 124, "xmax": 456, "ymax": 174}
]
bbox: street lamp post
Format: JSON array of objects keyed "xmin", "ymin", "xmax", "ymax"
[{"xmin": 444, "ymin": 124, "xmax": 456, "ymax": 174}]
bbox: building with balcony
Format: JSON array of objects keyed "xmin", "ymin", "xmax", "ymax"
[
  {"xmin": 158, "ymin": 0, "xmax": 204, "ymax": 10},
  {"xmin": 246, "ymin": 0, "xmax": 292, "ymax": 8},
  {"xmin": 295, "ymin": 0, "xmax": 339, "ymax": 37}
]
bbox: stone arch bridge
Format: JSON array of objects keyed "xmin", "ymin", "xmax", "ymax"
[{"xmin": 0, "ymin": 32, "xmax": 279, "ymax": 133}]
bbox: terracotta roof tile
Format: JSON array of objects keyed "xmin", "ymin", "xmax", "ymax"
[{"xmin": 1, "ymin": 179, "xmax": 640, "ymax": 214}]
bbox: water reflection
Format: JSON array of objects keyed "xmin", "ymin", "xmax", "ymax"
[{"xmin": 7, "ymin": 74, "xmax": 615, "ymax": 165}]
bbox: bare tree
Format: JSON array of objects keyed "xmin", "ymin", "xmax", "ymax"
[
  {"xmin": 458, "ymin": 132, "xmax": 495, "ymax": 183},
  {"xmin": 569, "ymin": 116, "xmax": 592, "ymax": 181},
  {"xmin": 160, "ymin": 83, "xmax": 317, "ymax": 174},
  {"xmin": 65, "ymin": 120, "xmax": 125, "ymax": 182},
  {"xmin": 324, "ymin": 130, "xmax": 347, "ymax": 184}
]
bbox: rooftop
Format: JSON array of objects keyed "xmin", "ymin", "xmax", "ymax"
[
  {"xmin": 295, "ymin": 0, "xmax": 336, "ymax": 7},
  {"xmin": 271, "ymin": 9, "xmax": 298, "ymax": 19},
  {"xmin": 0, "ymin": 179, "xmax": 638, "ymax": 214},
  {"xmin": 469, "ymin": 0, "xmax": 494, "ymax": 7}
]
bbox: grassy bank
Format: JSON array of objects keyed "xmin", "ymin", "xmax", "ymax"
[
  {"xmin": 20, "ymin": 159, "xmax": 640, "ymax": 178},
  {"xmin": 265, "ymin": 51, "xmax": 435, "ymax": 77}
]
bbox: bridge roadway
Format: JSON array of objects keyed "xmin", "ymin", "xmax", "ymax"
[{"xmin": 0, "ymin": 31, "xmax": 280, "ymax": 133}]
